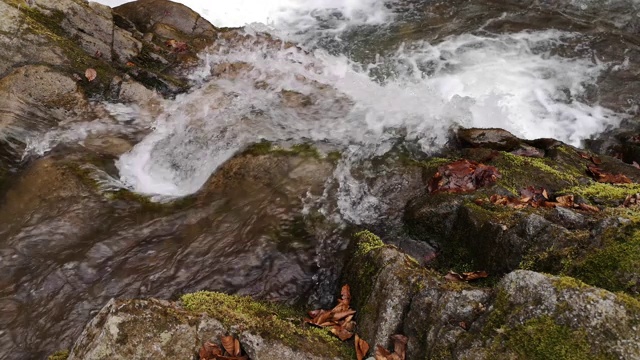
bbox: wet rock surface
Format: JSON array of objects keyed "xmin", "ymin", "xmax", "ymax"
[
  {"xmin": 0, "ymin": 146, "xmax": 341, "ymax": 359},
  {"xmin": 1, "ymin": 0, "xmax": 640, "ymax": 359}
]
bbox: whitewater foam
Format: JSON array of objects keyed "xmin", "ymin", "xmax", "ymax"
[{"xmin": 110, "ymin": 28, "xmax": 622, "ymax": 199}]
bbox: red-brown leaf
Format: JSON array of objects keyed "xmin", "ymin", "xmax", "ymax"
[
  {"xmin": 341, "ymin": 284, "xmax": 351, "ymax": 305},
  {"xmin": 375, "ymin": 345, "xmax": 393, "ymax": 360},
  {"xmin": 333, "ymin": 309, "xmax": 357, "ymax": 322},
  {"xmin": 355, "ymin": 334, "xmax": 370, "ymax": 360},
  {"xmin": 428, "ymin": 159, "xmax": 500, "ymax": 193},
  {"xmin": 199, "ymin": 341, "xmax": 222, "ymax": 360},
  {"xmin": 85, "ymin": 68, "xmax": 97, "ymax": 81},
  {"xmin": 461, "ymin": 271, "xmax": 489, "ymax": 281},
  {"xmin": 556, "ymin": 195, "xmax": 574, "ymax": 208},
  {"xmin": 444, "ymin": 271, "xmax": 463, "ymax": 282},
  {"xmin": 330, "ymin": 325, "xmax": 354, "ymax": 341},
  {"xmin": 391, "ymin": 334, "xmax": 408, "ymax": 360},
  {"xmin": 220, "ymin": 336, "xmax": 235, "ymax": 356}
]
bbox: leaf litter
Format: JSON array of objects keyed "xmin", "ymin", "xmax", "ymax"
[{"xmin": 428, "ymin": 159, "xmax": 500, "ymax": 193}]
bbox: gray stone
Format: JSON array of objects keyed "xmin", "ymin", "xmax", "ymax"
[
  {"xmin": 549, "ymin": 206, "xmax": 586, "ymax": 229},
  {"xmin": 113, "ymin": 27, "xmax": 142, "ymax": 63},
  {"xmin": 68, "ymin": 297, "xmax": 345, "ymax": 360}
]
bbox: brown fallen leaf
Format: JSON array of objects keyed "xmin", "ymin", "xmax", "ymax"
[
  {"xmin": 85, "ymin": 68, "xmax": 97, "ymax": 82},
  {"xmin": 199, "ymin": 341, "xmax": 222, "ymax": 360},
  {"xmin": 375, "ymin": 334, "xmax": 408, "ymax": 360},
  {"xmin": 590, "ymin": 156, "xmax": 602, "ymax": 165},
  {"xmin": 305, "ymin": 284, "xmax": 357, "ymax": 341},
  {"xmin": 577, "ymin": 203, "xmax": 600, "ymax": 212},
  {"xmin": 375, "ymin": 345, "xmax": 395, "ymax": 360},
  {"xmin": 391, "ymin": 334, "xmax": 408, "ymax": 360},
  {"xmin": 587, "ymin": 165, "xmax": 632, "ymax": 184},
  {"xmin": 428, "ymin": 159, "xmax": 500, "ymax": 193},
  {"xmin": 578, "ymin": 151, "xmax": 591, "ymax": 160},
  {"xmin": 126, "ymin": 61, "xmax": 136, "ymax": 67},
  {"xmin": 445, "ymin": 270, "xmax": 488, "ymax": 282},
  {"xmin": 220, "ymin": 336, "xmax": 237, "ymax": 356},
  {"xmin": 556, "ymin": 195, "xmax": 574, "ymax": 208},
  {"xmin": 355, "ymin": 334, "xmax": 370, "ymax": 360}
]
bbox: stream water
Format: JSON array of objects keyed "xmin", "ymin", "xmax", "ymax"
[{"xmin": 3, "ymin": 0, "xmax": 640, "ymax": 359}]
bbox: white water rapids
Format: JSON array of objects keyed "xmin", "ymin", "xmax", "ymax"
[{"xmin": 27, "ymin": 0, "xmax": 628, "ymax": 221}]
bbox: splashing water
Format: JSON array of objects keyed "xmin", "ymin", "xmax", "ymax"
[
  {"xmin": 115, "ymin": 28, "xmax": 620, "ymax": 197},
  {"xmin": 24, "ymin": 1, "xmax": 626, "ymax": 221}
]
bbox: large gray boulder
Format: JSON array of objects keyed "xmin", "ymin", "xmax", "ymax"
[{"xmin": 68, "ymin": 295, "xmax": 352, "ymax": 360}]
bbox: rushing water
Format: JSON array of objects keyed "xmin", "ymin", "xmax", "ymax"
[
  {"xmin": 4, "ymin": 1, "xmax": 640, "ymax": 359},
  {"xmin": 107, "ymin": 2, "xmax": 623, "ymax": 202}
]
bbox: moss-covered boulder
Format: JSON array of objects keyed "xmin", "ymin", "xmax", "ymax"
[
  {"xmin": 342, "ymin": 231, "xmax": 640, "ymax": 359},
  {"xmin": 341, "ymin": 231, "xmax": 428, "ymax": 351},
  {"xmin": 456, "ymin": 271, "xmax": 640, "ymax": 360},
  {"xmin": 67, "ymin": 294, "xmax": 352, "ymax": 360},
  {"xmin": 404, "ymin": 128, "xmax": 640, "ymax": 295}
]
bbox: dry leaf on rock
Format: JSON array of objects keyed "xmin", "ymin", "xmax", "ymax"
[
  {"xmin": 623, "ymin": 194, "xmax": 640, "ymax": 207},
  {"xmin": 199, "ymin": 336, "xmax": 247, "ymax": 360},
  {"xmin": 556, "ymin": 195, "xmax": 574, "ymax": 207},
  {"xmin": 199, "ymin": 341, "xmax": 222, "ymax": 360},
  {"xmin": 355, "ymin": 334, "xmax": 370, "ymax": 360},
  {"xmin": 305, "ymin": 284, "xmax": 356, "ymax": 341},
  {"xmin": 445, "ymin": 271, "xmax": 488, "ymax": 282},
  {"xmin": 428, "ymin": 159, "xmax": 500, "ymax": 193},
  {"xmin": 375, "ymin": 334, "xmax": 408, "ymax": 360},
  {"xmin": 587, "ymin": 165, "xmax": 632, "ymax": 184},
  {"xmin": 85, "ymin": 68, "xmax": 97, "ymax": 81}
]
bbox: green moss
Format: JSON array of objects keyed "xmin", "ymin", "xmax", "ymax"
[
  {"xmin": 564, "ymin": 182, "xmax": 640, "ymax": 203},
  {"xmin": 571, "ymin": 229, "xmax": 640, "ymax": 294},
  {"xmin": 47, "ymin": 350, "xmax": 69, "ymax": 360},
  {"xmin": 551, "ymin": 275, "xmax": 589, "ymax": 291},
  {"xmin": 181, "ymin": 291, "xmax": 353, "ymax": 359},
  {"xmin": 503, "ymin": 316, "xmax": 613, "ymax": 360},
  {"xmin": 496, "ymin": 152, "xmax": 580, "ymax": 194},
  {"xmin": 353, "ymin": 230, "xmax": 384, "ymax": 256}
]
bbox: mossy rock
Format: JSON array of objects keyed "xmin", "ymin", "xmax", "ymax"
[
  {"xmin": 68, "ymin": 296, "xmax": 353, "ymax": 360},
  {"xmin": 181, "ymin": 292, "xmax": 353, "ymax": 359},
  {"xmin": 457, "ymin": 271, "xmax": 640, "ymax": 360},
  {"xmin": 569, "ymin": 219, "xmax": 640, "ymax": 295}
]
